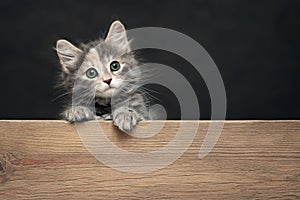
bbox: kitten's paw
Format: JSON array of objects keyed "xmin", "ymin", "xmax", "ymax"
[
  {"xmin": 63, "ymin": 106, "xmax": 95, "ymax": 122},
  {"xmin": 113, "ymin": 108, "xmax": 139, "ymax": 133}
]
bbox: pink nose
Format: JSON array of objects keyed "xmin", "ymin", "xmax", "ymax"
[{"xmin": 103, "ymin": 78, "xmax": 112, "ymax": 85}]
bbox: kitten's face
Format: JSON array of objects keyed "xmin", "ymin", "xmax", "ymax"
[
  {"xmin": 77, "ymin": 44, "xmax": 136, "ymax": 98},
  {"xmin": 56, "ymin": 21, "xmax": 139, "ymax": 99}
]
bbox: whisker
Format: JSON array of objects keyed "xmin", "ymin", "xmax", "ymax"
[{"xmin": 52, "ymin": 92, "xmax": 71, "ymax": 102}]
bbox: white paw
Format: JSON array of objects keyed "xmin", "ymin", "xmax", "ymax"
[
  {"xmin": 64, "ymin": 106, "xmax": 95, "ymax": 122},
  {"xmin": 113, "ymin": 108, "xmax": 138, "ymax": 133}
]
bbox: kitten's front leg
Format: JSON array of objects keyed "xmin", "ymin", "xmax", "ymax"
[
  {"xmin": 112, "ymin": 107, "xmax": 141, "ymax": 133},
  {"xmin": 112, "ymin": 93, "xmax": 148, "ymax": 133},
  {"xmin": 63, "ymin": 105, "xmax": 96, "ymax": 122}
]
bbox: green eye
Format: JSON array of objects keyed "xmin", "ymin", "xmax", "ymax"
[
  {"xmin": 86, "ymin": 68, "xmax": 98, "ymax": 79},
  {"xmin": 110, "ymin": 61, "xmax": 121, "ymax": 72}
]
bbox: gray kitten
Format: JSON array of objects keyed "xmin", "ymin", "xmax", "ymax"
[{"xmin": 56, "ymin": 21, "xmax": 149, "ymax": 133}]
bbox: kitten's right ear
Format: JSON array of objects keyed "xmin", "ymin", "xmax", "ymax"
[{"xmin": 56, "ymin": 39, "xmax": 82, "ymax": 73}]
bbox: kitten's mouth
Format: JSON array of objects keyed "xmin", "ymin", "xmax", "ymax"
[
  {"xmin": 95, "ymin": 85, "xmax": 114, "ymax": 92},
  {"xmin": 100, "ymin": 86, "xmax": 116, "ymax": 97},
  {"xmin": 103, "ymin": 86, "xmax": 115, "ymax": 92}
]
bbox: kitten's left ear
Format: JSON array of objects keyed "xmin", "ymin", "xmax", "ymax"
[
  {"xmin": 105, "ymin": 20, "xmax": 130, "ymax": 52},
  {"xmin": 56, "ymin": 39, "xmax": 82, "ymax": 73}
]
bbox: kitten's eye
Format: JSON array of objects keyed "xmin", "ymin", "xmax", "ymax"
[
  {"xmin": 86, "ymin": 68, "xmax": 98, "ymax": 79},
  {"xmin": 110, "ymin": 61, "xmax": 121, "ymax": 72}
]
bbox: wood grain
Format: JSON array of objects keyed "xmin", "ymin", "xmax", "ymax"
[{"xmin": 0, "ymin": 120, "xmax": 299, "ymax": 199}]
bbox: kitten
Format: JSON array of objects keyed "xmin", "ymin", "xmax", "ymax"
[{"xmin": 55, "ymin": 20, "xmax": 149, "ymax": 133}]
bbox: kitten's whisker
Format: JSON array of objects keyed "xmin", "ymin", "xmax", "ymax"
[
  {"xmin": 52, "ymin": 92, "xmax": 71, "ymax": 102},
  {"xmin": 139, "ymin": 90, "xmax": 161, "ymax": 102},
  {"xmin": 124, "ymin": 82, "xmax": 161, "ymax": 95},
  {"xmin": 118, "ymin": 82, "xmax": 161, "ymax": 103},
  {"xmin": 72, "ymin": 86, "xmax": 96, "ymax": 106}
]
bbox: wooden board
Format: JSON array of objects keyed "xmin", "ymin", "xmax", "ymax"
[{"xmin": 0, "ymin": 120, "xmax": 299, "ymax": 199}]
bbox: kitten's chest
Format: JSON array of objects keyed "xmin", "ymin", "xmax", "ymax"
[{"xmin": 95, "ymin": 97, "xmax": 111, "ymax": 117}]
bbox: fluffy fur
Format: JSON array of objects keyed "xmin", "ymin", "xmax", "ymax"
[{"xmin": 56, "ymin": 21, "xmax": 149, "ymax": 133}]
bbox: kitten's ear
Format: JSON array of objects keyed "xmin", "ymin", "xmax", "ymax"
[
  {"xmin": 56, "ymin": 39, "xmax": 82, "ymax": 73},
  {"xmin": 105, "ymin": 20, "xmax": 130, "ymax": 52}
]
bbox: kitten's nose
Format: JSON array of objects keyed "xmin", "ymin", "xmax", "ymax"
[{"xmin": 103, "ymin": 78, "xmax": 112, "ymax": 85}]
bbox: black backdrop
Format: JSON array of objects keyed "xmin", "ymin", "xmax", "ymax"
[{"xmin": 0, "ymin": 0, "xmax": 299, "ymax": 120}]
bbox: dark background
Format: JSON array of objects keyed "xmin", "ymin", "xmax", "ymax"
[{"xmin": 0, "ymin": 0, "xmax": 299, "ymax": 120}]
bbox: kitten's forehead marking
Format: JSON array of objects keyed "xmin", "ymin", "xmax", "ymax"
[
  {"xmin": 95, "ymin": 43, "xmax": 112, "ymax": 66},
  {"xmin": 87, "ymin": 48, "xmax": 100, "ymax": 63},
  {"xmin": 86, "ymin": 48, "xmax": 104, "ymax": 72}
]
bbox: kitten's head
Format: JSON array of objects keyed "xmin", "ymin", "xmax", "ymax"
[{"xmin": 56, "ymin": 21, "xmax": 139, "ymax": 100}]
